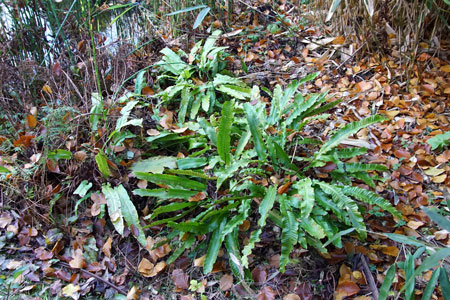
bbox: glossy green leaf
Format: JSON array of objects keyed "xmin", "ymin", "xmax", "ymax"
[
  {"xmin": 279, "ymin": 195, "xmax": 298, "ymax": 272},
  {"xmin": 379, "ymin": 263, "xmax": 396, "ymax": 300},
  {"xmin": 95, "ymin": 150, "xmax": 110, "ymax": 178},
  {"xmin": 217, "ymin": 101, "xmax": 234, "ymax": 165},
  {"xmin": 134, "ymin": 172, "xmax": 206, "ymax": 191},
  {"xmin": 193, "ymin": 7, "xmax": 210, "ymax": 29},
  {"xmin": 244, "ymin": 103, "xmax": 266, "ymax": 162},
  {"xmin": 131, "ymin": 156, "xmax": 177, "ymax": 174},
  {"xmin": 423, "ymin": 207, "xmax": 450, "ymax": 232},
  {"xmin": 422, "ymin": 268, "xmax": 440, "ymax": 300},
  {"xmin": 241, "ymin": 186, "xmax": 277, "ymax": 267},
  {"xmin": 102, "ymin": 184, "xmax": 124, "ymax": 235},
  {"xmin": 116, "ymin": 184, "xmax": 146, "ymax": 247},
  {"xmin": 204, "ymin": 216, "xmax": 227, "ymax": 274}
]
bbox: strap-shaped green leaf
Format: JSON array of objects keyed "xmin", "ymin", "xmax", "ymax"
[
  {"xmin": 279, "ymin": 195, "xmax": 298, "ymax": 272},
  {"xmin": 241, "ymin": 186, "xmax": 277, "ymax": 267},
  {"xmin": 95, "ymin": 150, "xmax": 110, "ymax": 178},
  {"xmin": 244, "ymin": 103, "xmax": 266, "ymax": 162},
  {"xmin": 379, "ymin": 263, "xmax": 396, "ymax": 300},
  {"xmin": 102, "ymin": 184, "xmax": 124, "ymax": 235},
  {"xmin": 204, "ymin": 216, "xmax": 227, "ymax": 274},
  {"xmin": 217, "ymin": 101, "xmax": 234, "ymax": 165},
  {"xmin": 317, "ymin": 115, "xmax": 387, "ymax": 158},
  {"xmin": 294, "ymin": 178, "xmax": 314, "ymax": 218},
  {"xmin": 343, "ymin": 186, "xmax": 400, "ymax": 218},
  {"xmin": 134, "ymin": 172, "xmax": 206, "ymax": 190},
  {"xmin": 116, "ymin": 184, "xmax": 147, "ymax": 247}
]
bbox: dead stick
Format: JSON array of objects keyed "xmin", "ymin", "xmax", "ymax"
[
  {"xmin": 59, "ymin": 262, "xmax": 127, "ymax": 295},
  {"xmin": 360, "ymin": 255, "xmax": 379, "ymax": 300}
]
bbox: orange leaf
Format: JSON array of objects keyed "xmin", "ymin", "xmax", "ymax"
[
  {"xmin": 335, "ymin": 281, "xmax": 360, "ymax": 300},
  {"xmin": 27, "ymin": 115, "xmax": 37, "ymax": 128},
  {"xmin": 277, "ymin": 181, "xmax": 292, "ymax": 194},
  {"xmin": 42, "ymin": 84, "xmax": 52, "ymax": 95},
  {"xmin": 382, "ymin": 246, "xmax": 400, "ymax": 257},
  {"xmin": 13, "ymin": 135, "xmax": 35, "ymax": 147},
  {"xmin": 332, "ymin": 36, "xmax": 345, "ymax": 45}
]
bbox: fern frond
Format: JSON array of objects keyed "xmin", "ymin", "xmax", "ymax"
[
  {"xmin": 344, "ymin": 163, "xmax": 388, "ymax": 173},
  {"xmin": 342, "ymin": 186, "xmax": 401, "ymax": 218},
  {"xmin": 314, "ymin": 181, "xmax": 366, "ymax": 239},
  {"xmin": 279, "ymin": 195, "xmax": 298, "ymax": 272},
  {"xmin": 241, "ymin": 186, "xmax": 277, "ymax": 268},
  {"xmin": 316, "ymin": 115, "xmax": 387, "ymax": 158}
]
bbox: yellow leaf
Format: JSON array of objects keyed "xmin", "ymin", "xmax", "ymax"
[
  {"xmin": 26, "ymin": 115, "xmax": 37, "ymax": 128},
  {"xmin": 127, "ymin": 286, "xmax": 140, "ymax": 300},
  {"xmin": 42, "ymin": 84, "xmax": 52, "ymax": 95},
  {"xmin": 424, "ymin": 167, "xmax": 445, "ymax": 176},
  {"xmin": 432, "ymin": 174, "xmax": 446, "ymax": 183},
  {"xmin": 62, "ymin": 284, "xmax": 80, "ymax": 299},
  {"xmin": 194, "ymin": 255, "xmax": 206, "ymax": 267},
  {"xmin": 440, "ymin": 65, "xmax": 450, "ymax": 72},
  {"xmin": 138, "ymin": 258, "xmax": 154, "ymax": 277}
]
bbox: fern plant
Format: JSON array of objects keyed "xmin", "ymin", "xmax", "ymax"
[
  {"xmin": 131, "ymin": 64, "xmax": 400, "ymax": 276},
  {"xmin": 153, "ymin": 30, "xmax": 251, "ymax": 123},
  {"xmin": 123, "ymin": 32, "xmax": 402, "ymax": 277}
]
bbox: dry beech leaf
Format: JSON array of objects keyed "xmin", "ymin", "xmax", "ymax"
[
  {"xmin": 335, "ymin": 281, "xmax": 360, "ymax": 300},
  {"xmin": 407, "ymin": 220, "xmax": 424, "ymax": 230},
  {"xmin": 172, "ymin": 269, "xmax": 189, "ymax": 290},
  {"xmin": 252, "ymin": 266, "xmax": 267, "ymax": 284},
  {"xmin": 127, "ymin": 286, "xmax": 140, "ymax": 300},
  {"xmin": 257, "ymin": 286, "xmax": 276, "ymax": 300},
  {"xmin": 219, "ymin": 274, "xmax": 233, "ymax": 291},
  {"xmin": 62, "ymin": 284, "xmax": 80, "ymax": 299},
  {"xmin": 189, "ymin": 191, "xmax": 206, "ymax": 202},
  {"xmin": 69, "ymin": 248, "xmax": 85, "ymax": 269},
  {"xmin": 283, "ymin": 294, "xmax": 300, "ymax": 300},
  {"xmin": 382, "ymin": 246, "xmax": 400, "ymax": 257},
  {"xmin": 73, "ymin": 151, "xmax": 87, "ymax": 163},
  {"xmin": 27, "ymin": 115, "xmax": 37, "ymax": 128},
  {"xmin": 138, "ymin": 258, "xmax": 154, "ymax": 277},
  {"xmin": 434, "ymin": 230, "xmax": 449, "ymax": 240},
  {"xmin": 194, "ymin": 255, "xmax": 206, "ymax": 267},
  {"xmin": 103, "ymin": 237, "xmax": 112, "ymax": 258}
]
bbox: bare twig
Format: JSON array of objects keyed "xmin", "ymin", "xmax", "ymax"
[
  {"xmin": 360, "ymin": 255, "xmax": 379, "ymax": 300},
  {"xmin": 58, "ymin": 261, "xmax": 127, "ymax": 295}
]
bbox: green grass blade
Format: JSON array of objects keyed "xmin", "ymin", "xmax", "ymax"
[
  {"xmin": 193, "ymin": 7, "xmax": 211, "ymax": 29},
  {"xmin": 379, "ymin": 263, "xmax": 396, "ymax": 300},
  {"xmin": 423, "ymin": 207, "xmax": 450, "ymax": 232},
  {"xmin": 166, "ymin": 4, "xmax": 208, "ymax": 16},
  {"xmin": 422, "ymin": 268, "xmax": 440, "ymax": 300}
]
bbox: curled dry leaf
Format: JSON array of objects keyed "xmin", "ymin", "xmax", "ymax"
[
  {"xmin": 219, "ymin": 274, "xmax": 234, "ymax": 291},
  {"xmin": 283, "ymin": 294, "xmax": 300, "ymax": 300},
  {"xmin": 69, "ymin": 248, "xmax": 85, "ymax": 269},
  {"xmin": 194, "ymin": 255, "xmax": 206, "ymax": 267},
  {"xmin": 73, "ymin": 151, "xmax": 87, "ymax": 163},
  {"xmin": 127, "ymin": 286, "xmax": 140, "ymax": 300},
  {"xmin": 257, "ymin": 286, "xmax": 276, "ymax": 300},
  {"xmin": 138, "ymin": 258, "xmax": 154, "ymax": 277},
  {"xmin": 103, "ymin": 237, "xmax": 112, "ymax": 258}
]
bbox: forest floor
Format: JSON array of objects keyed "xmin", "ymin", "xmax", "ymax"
[{"xmin": 0, "ymin": 2, "xmax": 449, "ymax": 300}]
